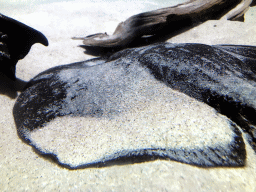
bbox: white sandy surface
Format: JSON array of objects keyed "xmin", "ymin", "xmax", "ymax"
[{"xmin": 1, "ymin": 0, "xmax": 256, "ymax": 191}]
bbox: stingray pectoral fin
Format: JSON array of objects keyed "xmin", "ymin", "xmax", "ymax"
[
  {"xmin": 13, "ymin": 45, "xmax": 247, "ymax": 169},
  {"xmin": 138, "ymin": 43, "xmax": 256, "ymax": 156}
]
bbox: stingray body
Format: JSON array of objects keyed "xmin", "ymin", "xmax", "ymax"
[
  {"xmin": 0, "ymin": 13, "xmax": 48, "ymax": 80},
  {"xmin": 13, "ymin": 43, "xmax": 256, "ymax": 169}
]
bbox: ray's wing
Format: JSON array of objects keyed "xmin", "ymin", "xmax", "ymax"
[
  {"xmin": 13, "ymin": 43, "xmax": 255, "ymax": 169},
  {"xmin": 138, "ymin": 43, "xmax": 256, "ymax": 152}
]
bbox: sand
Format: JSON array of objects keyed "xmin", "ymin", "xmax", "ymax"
[{"xmin": 1, "ymin": 0, "xmax": 256, "ymax": 191}]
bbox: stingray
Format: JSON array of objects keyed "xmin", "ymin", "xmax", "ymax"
[{"xmin": 13, "ymin": 43, "xmax": 256, "ymax": 169}]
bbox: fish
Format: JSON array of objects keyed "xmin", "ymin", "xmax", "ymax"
[{"xmin": 13, "ymin": 43, "xmax": 256, "ymax": 169}]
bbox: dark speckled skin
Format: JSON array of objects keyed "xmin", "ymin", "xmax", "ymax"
[{"xmin": 13, "ymin": 43, "xmax": 256, "ymax": 168}]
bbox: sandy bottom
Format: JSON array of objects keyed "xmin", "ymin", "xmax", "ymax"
[{"xmin": 1, "ymin": 0, "xmax": 256, "ymax": 191}]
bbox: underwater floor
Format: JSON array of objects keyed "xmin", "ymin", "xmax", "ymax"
[{"xmin": 1, "ymin": 0, "xmax": 256, "ymax": 191}]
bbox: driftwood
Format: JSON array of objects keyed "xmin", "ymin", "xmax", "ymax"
[{"xmin": 72, "ymin": 0, "xmax": 254, "ymax": 49}]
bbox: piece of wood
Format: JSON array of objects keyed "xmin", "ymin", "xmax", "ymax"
[
  {"xmin": 72, "ymin": 0, "xmax": 253, "ymax": 48},
  {"xmin": 220, "ymin": 0, "xmax": 253, "ymax": 20}
]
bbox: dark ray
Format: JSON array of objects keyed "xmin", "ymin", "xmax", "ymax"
[{"xmin": 13, "ymin": 43, "xmax": 256, "ymax": 169}]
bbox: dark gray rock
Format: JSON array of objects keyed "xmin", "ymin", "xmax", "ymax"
[
  {"xmin": 13, "ymin": 43, "xmax": 256, "ymax": 169},
  {"xmin": 0, "ymin": 13, "xmax": 48, "ymax": 80}
]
